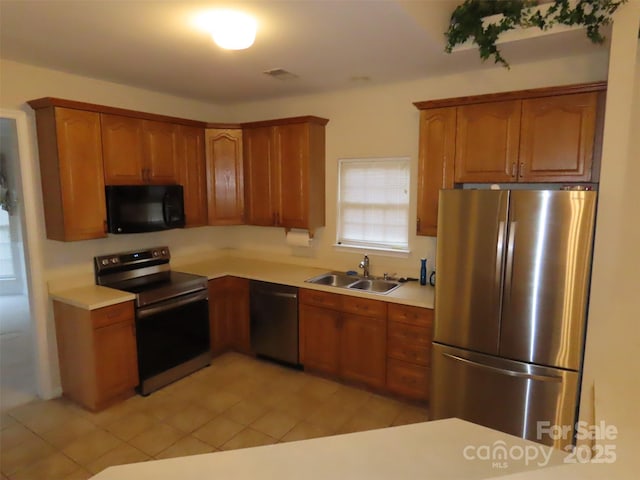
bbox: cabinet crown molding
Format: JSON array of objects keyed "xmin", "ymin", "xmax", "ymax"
[
  {"xmin": 414, "ymin": 81, "xmax": 607, "ymax": 110},
  {"xmin": 27, "ymin": 97, "xmax": 207, "ymax": 128}
]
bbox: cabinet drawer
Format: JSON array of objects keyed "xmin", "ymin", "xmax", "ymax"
[
  {"xmin": 388, "ymin": 321, "xmax": 431, "ymax": 347},
  {"xmin": 300, "ymin": 288, "xmax": 343, "ymax": 310},
  {"xmin": 388, "ymin": 339, "xmax": 430, "ymax": 366},
  {"xmin": 92, "ymin": 302, "xmax": 134, "ymax": 329},
  {"xmin": 386, "ymin": 358, "xmax": 429, "ymax": 400},
  {"xmin": 388, "ymin": 303, "xmax": 433, "ymax": 328},
  {"xmin": 341, "ymin": 296, "xmax": 387, "ymax": 318}
]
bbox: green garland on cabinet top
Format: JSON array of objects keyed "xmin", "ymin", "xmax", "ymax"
[{"xmin": 444, "ymin": 0, "xmax": 629, "ymax": 68}]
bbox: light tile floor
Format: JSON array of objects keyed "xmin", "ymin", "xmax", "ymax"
[{"xmin": 0, "ymin": 352, "xmax": 429, "ymax": 479}]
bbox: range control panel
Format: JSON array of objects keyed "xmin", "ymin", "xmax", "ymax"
[{"xmin": 94, "ymin": 246, "xmax": 170, "ymax": 273}]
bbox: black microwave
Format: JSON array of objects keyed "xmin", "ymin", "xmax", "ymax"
[{"xmin": 106, "ymin": 185, "xmax": 185, "ymax": 234}]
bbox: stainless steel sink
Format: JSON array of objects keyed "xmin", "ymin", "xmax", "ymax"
[
  {"xmin": 305, "ymin": 272, "xmax": 401, "ymax": 295},
  {"xmin": 348, "ymin": 279, "xmax": 401, "ymax": 294},
  {"xmin": 305, "ymin": 272, "xmax": 358, "ymax": 288}
]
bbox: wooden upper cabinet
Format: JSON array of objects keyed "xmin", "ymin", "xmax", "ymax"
[
  {"xmin": 416, "ymin": 107, "xmax": 456, "ymax": 236},
  {"xmin": 101, "ymin": 114, "xmax": 145, "ymax": 184},
  {"xmin": 276, "ymin": 123, "xmax": 306, "ymax": 228},
  {"xmin": 177, "ymin": 125, "xmax": 207, "ymax": 227},
  {"xmin": 205, "ymin": 128, "xmax": 244, "ymax": 225},
  {"xmin": 277, "ymin": 122, "xmax": 326, "ymax": 231},
  {"xmin": 519, "ymin": 92, "xmax": 599, "ymax": 182},
  {"xmin": 29, "ymin": 105, "xmax": 107, "ymax": 241},
  {"xmin": 101, "ymin": 114, "xmax": 178, "ymax": 185},
  {"xmin": 243, "ymin": 125, "xmax": 277, "ymax": 226},
  {"xmin": 454, "ymin": 100, "xmax": 522, "ymax": 183},
  {"xmin": 143, "ymin": 120, "xmax": 178, "ymax": 184},
  {"xmin": 242, "ymin": 117, "xmax": 327, "ymax": 233}
]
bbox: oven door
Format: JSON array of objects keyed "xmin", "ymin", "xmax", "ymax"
[{"xmin": 135, "ymin": 289, "xmax": 210, "ymax": 394}]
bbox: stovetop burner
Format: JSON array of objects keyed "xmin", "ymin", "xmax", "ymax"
[{"xmin": 94, "ymin": 246, "xmax": 207, "ymax": 307}]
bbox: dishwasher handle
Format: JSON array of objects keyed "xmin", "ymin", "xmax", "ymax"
[{"xmin": 264, "ymin": 291, "xmax": 298, "ymax": 300}]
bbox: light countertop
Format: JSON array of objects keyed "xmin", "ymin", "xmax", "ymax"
[
  {"xmin": 49, "ymin": 284, "xmax": 135, "ymax": 310},
  {"xmin": 49, "ymin": 255, "xmax": 434, "ymax": 311},
  {"xmin": 90, "ymin": 418, "xmax": 570, "ymax": 480}
]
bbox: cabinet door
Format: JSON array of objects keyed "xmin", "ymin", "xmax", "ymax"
[
  {"xmin": 93, "ymin": 320, "xmax": 139, "ymax": 405},
  {"xmin": 208, "ymin": 278, "xmax": 230, "ymax": 352},
  {"xmin": 101, "ymin": 113, "xmax": 145, "ymax": 184},
  {"xmin": 455, "ymin": 100, "xmax": 522, "ymax": 183},
  {"xmin": 50, "ymin": 108, "xmax": 107, "ymax": 240},
  {"xmin": 416, "ymin": 107, "xmax": 456, "ymax": 236},
  {"xmin": 299, "ymin": 304, "xmax": 340, "ymax": 375},
  {"xmin": 340, "ymin": 313, "xmax": 386, "ymax": 388},
  {"xmin": 519, "ymin": 92, "xmax": 598, "ymax": 182},
  {"xmin": 143, "ymin": 120, "xmax": 178, "ymax": 184},
  {"xmin": 276, "ymin": 123, "xmax": 308, "ymax": 228},
  {"xmin": 177, "ymin": 125, "xmax": 207, "ymax": 227},
  {"xmin": 243, "ymin": 126, "xmax": 277, "ymax": 225},
  {"xmin": 206, "ymin": 129, "xmax": 244, "ymax": 225},
  {"xmin": 386, "ymin": 359, "xmax": 429, "ymax": 401},
  {"xmin": 226, "ymin": 277, "xmax": 251, "ymax": 353}
]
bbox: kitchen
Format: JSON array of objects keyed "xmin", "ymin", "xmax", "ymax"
[{"xmin": 0, "ymin": 1, "xmax": 638, "ymax": 478}]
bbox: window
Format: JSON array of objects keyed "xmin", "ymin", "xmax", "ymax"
[
  {"xmin": 337, "ymin": 157, "xmax": 410, "ymax": 252},
  {"xmin": 0, "ymin": 208, "xmax": 15, "ymax": 280}
]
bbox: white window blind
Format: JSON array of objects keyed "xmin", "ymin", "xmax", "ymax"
[{"xmin": 337, "ymin": 157, "xmax": 410, "ymax": 251}]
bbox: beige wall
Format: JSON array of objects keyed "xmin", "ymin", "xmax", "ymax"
[
  {"xmin": 579, "ymin": 2, "xmax": 640, "ymax": 440},
  {"xmin": 222, "ymin": 51, "xmax": 609, "ymax": 278},
  {"xmin": 0, "ymin": 45, "xmax": 612, "ymax": 396}
]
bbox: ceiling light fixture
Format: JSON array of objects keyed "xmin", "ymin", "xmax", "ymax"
[{"xmin": 198, "ymin": 9, "xmax": 257, "ymax": 50}]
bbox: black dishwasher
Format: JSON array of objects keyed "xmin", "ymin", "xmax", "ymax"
[{"xmin": 249, "ymin": 280, "xmax": 299, "ymax": 366}]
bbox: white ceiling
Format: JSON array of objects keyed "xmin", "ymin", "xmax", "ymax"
[{"xmin": 0, "ymin": 0, "xmax": 609, "ymax": 104}]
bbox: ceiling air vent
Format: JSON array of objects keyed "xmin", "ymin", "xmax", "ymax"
[{"xmin": 263, "ymin": 68, "xmax": 299, "ymax": 81}]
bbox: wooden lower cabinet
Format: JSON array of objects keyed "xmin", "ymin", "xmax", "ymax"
[
  {"xmin": 208, "ymin": 276, "xmax": 251, "ymax": 354},
  {"xmin": 299, "ymin": 289, "xmax": 387, "ymax": 389},
  {"xmin": 386, "ymin": 359, "xmax": 430, "ymax": 400},
  {"xmin": 299, "ymin": 304, "xmax": 340, "ymax": 375},
  {"xmin": 340, "ymin": 313, "xmax": 387, "ymax": 389},
  {"xmin": 386, "ymin": 304, "xmax": 433, "ymax": 401},
  {"xmin": 53, "ymin": 301, "xmax": 138, "ymax": 411}
]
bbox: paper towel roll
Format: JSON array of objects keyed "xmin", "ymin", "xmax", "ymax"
[{"xmin": 286, "ymin": 229, "xmax": 312, "ymax": 247}]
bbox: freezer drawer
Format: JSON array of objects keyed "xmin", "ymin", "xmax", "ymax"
[{"xmin": 431, "ymin": 343, "xmax": 578, "ymax": 450}]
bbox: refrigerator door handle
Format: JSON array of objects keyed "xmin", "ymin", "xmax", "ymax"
[
  {"xmin": 495, "ymin": 221, "xmax": 506, "ymax": 291},
  {"xmin": 442, "ymin": 352, "xmax": 563, "ymax": 383},
  {"xmin": 503, "ymin": 221, "xmax": 517, "ymax": 301}
]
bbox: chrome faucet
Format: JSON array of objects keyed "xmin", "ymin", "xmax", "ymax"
[{"xmin": 359, "ymin": 255, "xmax": 370, "ymax": 278}]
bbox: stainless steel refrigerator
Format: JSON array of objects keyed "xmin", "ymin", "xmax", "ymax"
[{"xmin": 430, "ymin": 189, "xmax": 597, "ymax": 450}]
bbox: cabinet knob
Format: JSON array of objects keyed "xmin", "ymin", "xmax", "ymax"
[
  {"xmin": 511, "ymin": 162, "xmax": 517, "ymax": 177},
  {"xmin": 519, "ymin": 162, "xmax": 525, "ymax": 177}
]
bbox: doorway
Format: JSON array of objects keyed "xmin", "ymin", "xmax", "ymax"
[{"xmin": 0, "ymin": 116, "xmax": 37, "ymax": 410}]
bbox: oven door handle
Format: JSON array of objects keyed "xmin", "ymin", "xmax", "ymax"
[{"xmin": 137, "ymin": 290, "xmax": 208, "ymax": 319}]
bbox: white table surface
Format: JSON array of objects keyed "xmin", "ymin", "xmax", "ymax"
[{"xmin": 90, "ymin": 418, "xmax": 571, "ymax": 480}]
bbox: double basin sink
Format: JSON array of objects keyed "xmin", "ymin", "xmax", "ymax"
[{"xmin": 305, "ymin": 272, "xmax": 401, "ymax": 294}]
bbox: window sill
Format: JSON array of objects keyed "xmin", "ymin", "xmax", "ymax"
[{"xmin": 332, "ymin": 243, "xmax": 410, "ymax": 258}]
